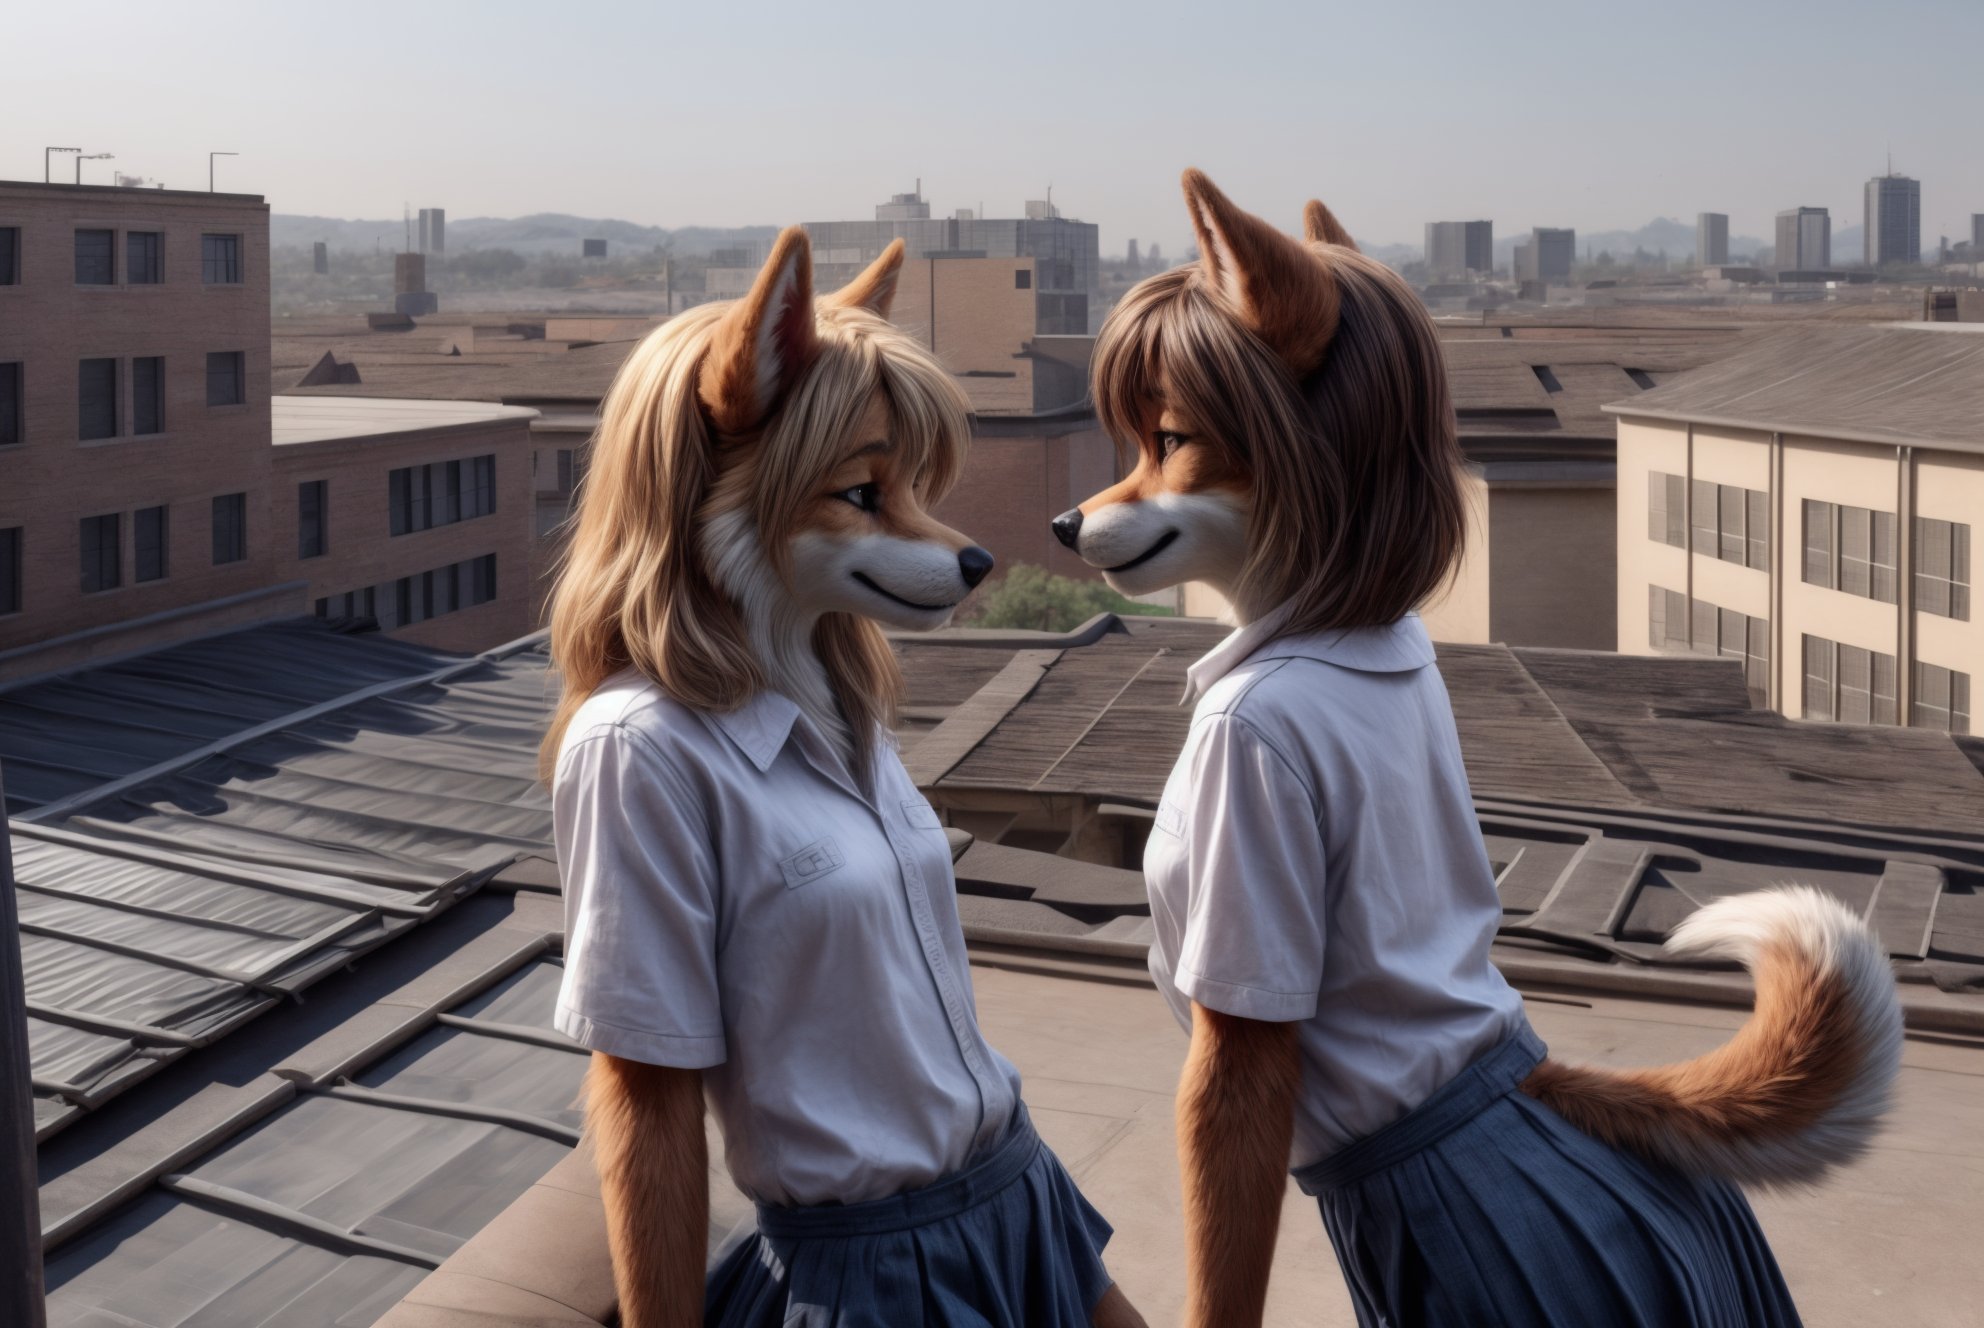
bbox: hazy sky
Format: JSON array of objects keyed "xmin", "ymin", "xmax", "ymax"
[{"xmin": 9, "ymin": 1, "xmax": 1982, "ymax": 254}]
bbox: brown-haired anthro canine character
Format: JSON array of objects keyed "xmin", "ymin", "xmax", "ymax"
[{"xmin": 1056, "ymin": 169, "xmax": 1902, "ymax": 1328}]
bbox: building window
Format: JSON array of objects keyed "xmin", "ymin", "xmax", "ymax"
[
  {"xmin": 1656, "ymin": 585, "xmax": 1768, "ymax": 707},
  {"xmin": 1646, "ymin": 472, "xmax": 1686, "ymax": 547},
  {"xmin": 1914, "ymin": 517, "xmax": 1970, "ymax": 621},
  {"xmin": 1672, "ymin": 474, "xmax": 1766, "ymax": 568},
  {"xmin": 0, "ymin": 362, "xmax": 19, "ymax": 447},
  {"xmin": 1746, "ymin": 489, "xmax": 1770, "ymax": 571},
  {"xmin": 201, "ymin": 233, "xmax": 241, "ymax": 284},
  {"xmin": 1647, "ymin": 585, "xmax": 1689, "ymax": 651},
  {"xmin": 298, "ymin": 480, "xmax": 328, "ymax": 559},
  {"xmin": 127, "ymin": 232, "xmax": 163, "ymax": 284},
  {"xmin": 133, "ymin": 356, "xmax": 164, "ymax": 435},
  {"xmin": 1912, "ymin": 662, "xmax": 1972, "ymax": 735},
  {"xmin": 206, "ymin": 351, "xmax": 245, "ymax": 406},
  {"xmin": 1803, "ymin": 500, "xmax": 1897, "ymax": 604},
  {"xmin": 74, "ymin": 229, "xmax": 115, "ymax": 285},
  {"xmin": 211, "ymin": 492, "xmax": 247, "ymax": 565},
  {"xmin": 1802, "ymin": 634, "xmax": 1897, "ymax": 726},
  {"xmin": 0, "ymin": 527, "xmax": 20, "ymax": 615},
  {"xmin": 134, "ymin": 504, "xmax": 169, "ymax": 582},
  {"xmin": 358, "ymin": 553, "xmax": 497, "ymax": 631},
  {"xmin": 78, "ymin": 357, "xmax": 118, "ymax": 440},
  {"xmin": 1803, "ymin": 500, "xmax": 1833, "ymax": 588},
  {"xmin": 1015, "ymin": 269, "xmax": 1032, "ymax": 290},
  {"xmin": 79, "ymin": 513, "xmax": 120, "ymax": 593},
  {"xmin": 389, "ymin": 454, "xmax": 497, "ymax": 535},
  {"xmin": 0, "ymin": 227, "xmax": 18, "ymax": 285}
]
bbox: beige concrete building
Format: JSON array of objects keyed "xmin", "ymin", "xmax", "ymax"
[
  {"xmin": 270, "ymin": 397, "xmax": 540, "ymax": 652},
  {"xmin": 1612, "ymin": 322, "xmax": 1979, "ymax": 732},
  {"xmin": 0, "ymin": 180, "xmax": 279, "ymax": 679}
]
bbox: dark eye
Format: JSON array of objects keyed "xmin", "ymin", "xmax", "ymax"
[
  {"xmin": 1156, "ymin": 431, "xmax": 1189, "ymax": 460},
  {"xmin": 836, "ymin": 483, "xmax": 882, "ymax": 514}
]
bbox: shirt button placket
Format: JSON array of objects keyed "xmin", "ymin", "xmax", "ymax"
[{"xmin": 893, "ymin": 828, "xmax": 995, "ymax": 1092}]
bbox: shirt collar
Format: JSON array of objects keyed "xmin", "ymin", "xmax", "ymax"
[
  {"xmin": 706, "ymin": 690, "xmax": 803, "ymax": 773},
  {"xmin": 1183, "ymin": 606, "xmax": 1437, "ymax": 705}
]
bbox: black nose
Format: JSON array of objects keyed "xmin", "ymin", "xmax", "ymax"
[
  {"xmin": 957, "ymin": 546, "xmax": 995, "ymax": 588},
  {"xmin": 1051, "ymin": 509, "xmax": 1084, "ymax": 550}
]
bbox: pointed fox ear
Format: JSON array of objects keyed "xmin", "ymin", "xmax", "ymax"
[
  {"xmin": 828, "ymin": 238, "xmax": 905, "ymax": 319},
  {"xmin": 1302, "ymin": 199, "xmax": 1358, "ymax": 252},
  {"xmin": 1181, "ymin": 168, "xmax": 1339, "ymax": 380},
  {"xmin": 699, "ymin": 226, "xmax": 818, "ymax": 435}
]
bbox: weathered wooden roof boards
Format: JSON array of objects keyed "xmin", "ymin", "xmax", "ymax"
[{"xmin": 896, "ymin": 614, "xmax": 1984, "ymax": 1021}]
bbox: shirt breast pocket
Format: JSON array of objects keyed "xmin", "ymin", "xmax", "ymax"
[
  {"xmin": 779, "ymin": 837, "xmax": 846, "ymax": 890},
  {"xmin": 901, "ymin": 798, "xmax": 943, "ymax": 830},
  {"xmin": 1153, "ymin": 799, "xmax": 1185, "ymax": 837}
]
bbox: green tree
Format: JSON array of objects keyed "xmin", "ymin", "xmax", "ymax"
[{"xmin": 963, "ymin": 564, "xmax": 1176, "ymax": 632}]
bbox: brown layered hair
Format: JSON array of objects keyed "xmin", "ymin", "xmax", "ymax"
[{"xmin": 1093, "ymin": 172, "xmax": 1467, "ymax": 634}]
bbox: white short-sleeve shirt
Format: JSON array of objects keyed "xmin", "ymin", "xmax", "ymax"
[
  {"xmin": 552, "ymin": 668, "xmax": 1022, "ymax": 1207},
  {"xmin": 1142, "ymin": 610, "xmax": 1524, "ymax": 1168}
]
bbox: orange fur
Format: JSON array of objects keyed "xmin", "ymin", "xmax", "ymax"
[
  {"xmin": 698, "ymin": 226, "xmax": 818, "ymax": 436},
  {"xmin": 586, "ymin": 1053, "xmax": 708, "ymax": 1328},
  {"xmin": 828, "ymin": 237, "xmax": 906, "ymax": 318},
  {"xmin": 1175, "ymin": 1001, "xmax": 1300, "ymax": 1328},
  {"xmin": 1522, "ymin": 941, "xmax": 1860, "ymax": 1171},
  {"xmin": 1181, "ymin": 169, "xmax": 1340, "ymax": 379}
]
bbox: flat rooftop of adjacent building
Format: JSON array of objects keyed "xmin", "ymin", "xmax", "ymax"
[
  {"xmin": 270, "ymin": 395, "xmax": 540, "ymax": 446},
  {"xmin": 0, "ymin": 179, "xmax": 264, "ymax": 204}
]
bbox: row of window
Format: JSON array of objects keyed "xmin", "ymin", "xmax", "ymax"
[
  {"xmin": 1648, "ymin": 474, "xmax": 1971, "ymax": 625},
  {"xmin": 0, "ymin": 227, "xmax": 240, "ymax": 288},
  {"xmin": 1802, "ymin": 503, "xmax": 1972, "ymax": 621},
  {"xmin": 1648, "ymin": 473, "xmax": 1769, "ymax": 571},
  {"xmin": 313, "ymin": 554, "xmax": 498, "ymax": 630},
  {"xmin": 389, "ymin": 455, "xmax": 497, "ymax": 535},
  {"xmin": 74, "ymin": 495, "xmax": 246, "ymax": 594},
  {"xmin": 1799, "ymin": 636, "xmax": 1969, "ymax": 733},
  {"xmin": 1648, "ymin": 586, "xmax": 1769, "ymax": 706},
  {"xmin": 0, "ymin": 354, "xmax": 247, "ymax": 447}
]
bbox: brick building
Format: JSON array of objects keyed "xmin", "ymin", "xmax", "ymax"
[
  {"xmin": 271, "ymin": 396, "xmax": 540, "ymax": 651},
  {"xmin": 0, "ymin": 180, "xmax": 279, "ymax": 679},
  {"xmin": 0, "ymin": 180, "xmax": 540, "ymax": 681}
]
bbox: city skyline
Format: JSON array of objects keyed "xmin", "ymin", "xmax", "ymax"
[{"xmin": 7, "ymin": 1, "xmax": 1983, "ymax": 257}]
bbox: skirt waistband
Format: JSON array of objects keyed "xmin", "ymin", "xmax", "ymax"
[
  {"xmin": 753, "ymin": 1108, "xmax": 1043, "ymax": 1239},
  {"xmin": 1292, "ymin": 1023, "xmax": 1547, "ymax": 1195}
]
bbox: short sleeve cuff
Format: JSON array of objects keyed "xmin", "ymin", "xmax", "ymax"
[
  {"xmin": 1173, "ymin": 964, "xmax": 1318, "ymax": 1023},
  {"xmin": 554, "ymin": 1002, "xmax": 727, "ymax": 1068}
]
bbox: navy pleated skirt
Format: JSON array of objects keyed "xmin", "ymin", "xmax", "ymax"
[
  {"xmin": 705, "ymin": 1107, "xmax": 1115, "ymax": 1327},
  {"xmin": 1293, "ymin": 1025, "xmax": 1803, "ymax": 1328}
]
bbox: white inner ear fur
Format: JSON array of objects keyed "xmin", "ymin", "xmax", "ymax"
[
  {"xmin": 751, "ymin": 259, "xmax": 804, "ymax": 423},
  {"xmin": 1076, "ymin": 489, "xmax": 1248, "ymax": 602},
  {"xmin": 1192, "ymin": 202, "xmax": 1246, "ymax": 310}
]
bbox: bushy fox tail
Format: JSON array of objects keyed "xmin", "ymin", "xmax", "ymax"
[{"xmin": 1522, "ymin": 886, "xmax": 1904, "ymax": 1189}]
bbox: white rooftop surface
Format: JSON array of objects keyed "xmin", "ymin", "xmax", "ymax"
[
  {"xmin": 965, "ymin": 957, "xmax": 1984, "ymax": 1328},
  {"xmin": 271, "ymin": 394, "xmax": 539, "ymax": 445}
]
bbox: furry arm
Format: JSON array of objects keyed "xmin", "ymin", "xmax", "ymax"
[
  {"xmin": 1176, "ymin": 1000, "xmax": 1302, "ymax": 1328},
  {"xmin": 587, "ymin": 1052, "xmax": 709, "ymax": 1328}
]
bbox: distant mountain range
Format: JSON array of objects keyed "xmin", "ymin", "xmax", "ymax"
[{"xmin": 272, "ymin": 212, "xmax": 780, "ymax": 258}]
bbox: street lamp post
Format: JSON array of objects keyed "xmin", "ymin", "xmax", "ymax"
[
  {"xmin": 77, "ymin": 154, "xmax": 113, "ymax": 185},
  {"xmin": 209, "ymin": 152, "xmax": 238, "ymax": 193},
  {"xmin": 43, "ymin": 148, "xmax": 79, "ymax": 184}
]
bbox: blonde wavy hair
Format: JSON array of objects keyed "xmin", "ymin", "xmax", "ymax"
[{"xmin": 539, "ymin": 255, "xmax": 969, "ymax": 781}]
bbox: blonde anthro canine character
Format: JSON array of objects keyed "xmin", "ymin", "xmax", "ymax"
[
  {"xmin": 1054, "ymin": 170, "xmax": 1902, "ymax": 1328},
  {"xmin": 543, "ymin": 230, "xmax": 1146, "ymax": 1328}
]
